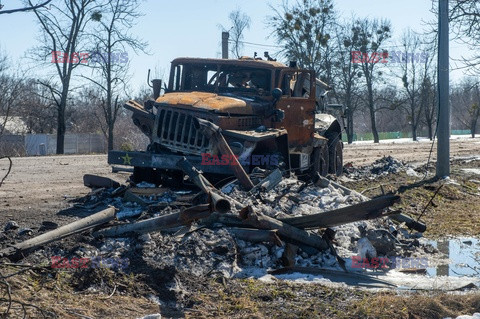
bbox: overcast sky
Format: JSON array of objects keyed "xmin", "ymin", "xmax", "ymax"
[{"xmin": 0, "ymin": 0, "xmax": 469, "ymax": 93}]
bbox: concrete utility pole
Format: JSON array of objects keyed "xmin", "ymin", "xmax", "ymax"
[
  {"xmin": 437, "ymin": 0, "xmax": 450, "ymax": 178},
  {"xmin": 222, "ymin": 31, "xmax": 229, "ymax": 59}
]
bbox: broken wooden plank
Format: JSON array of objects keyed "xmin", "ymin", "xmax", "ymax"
[
  {"xmin": 93, "ymin": 204, "xmax": 212, "ymax": 237},
  {"xmin": 240, "ymin": 206, "xmax": 329, "ymax": 251},
  {"xmin": 280, "ymin": 194, "xmax": 400, "ymax": 229},
  {"xmin": 83, "ymin": 174, "xmax": 120, "ymax": 189},
  {"xmin": 0, "ymin": 207, "xmax": 116, "ymax": 260}
]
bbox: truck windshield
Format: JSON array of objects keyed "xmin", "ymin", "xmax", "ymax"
[{"xmin": 170, "ymin": 63, "xmax": 271, "ymax": 95}]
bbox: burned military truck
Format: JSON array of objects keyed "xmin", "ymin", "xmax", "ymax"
[{"xmin": 108, "ymin": 57, "xmax": 344, "ymax": 184}]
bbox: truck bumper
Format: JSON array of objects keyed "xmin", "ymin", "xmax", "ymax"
[{"xmin": 108, "ymin": 150, "xmax": 242, "ymax": 175}]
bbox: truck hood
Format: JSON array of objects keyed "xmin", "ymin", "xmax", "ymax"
[{"xmin": 155, "ymin": 91, "xmax": 270, "ymax": 115}]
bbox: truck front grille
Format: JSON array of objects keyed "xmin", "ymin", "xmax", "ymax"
[{"xmin": 156, "ymin": 109, "xmax": 211, "ymax": 155}]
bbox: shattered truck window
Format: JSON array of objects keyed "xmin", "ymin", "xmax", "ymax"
[{"xmin": 179, "ymin": 64, "xmax": 271, "ymax": 94}]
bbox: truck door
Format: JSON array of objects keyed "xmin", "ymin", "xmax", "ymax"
[{"xmin": 274, "ymin": 69, "xmax": 316, "ymax": 148}]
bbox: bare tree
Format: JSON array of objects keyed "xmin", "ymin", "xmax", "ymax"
[
  {"xmin": 18, "ymin": 80, "xmax": 57, "ymax": 134},
  {"xmin": 448, "ymin": 0, "xmax": 480, "ymax": 74},
  {"xmin": 332, "ymin": 18, "xmax": 362, "ymax": 143},
  {"xmin": 395, "ymin": 30, "xmax": 435, "ymax": 141},
  {"xmin": 267, "ymin": 0, "xmax": 336, "ymax": 73},
  {"xmin": 0, "ymin": 56, "xmax": 23, "ymax": 137},
  {"xmin": 30, "ymin": 0, "xmax": 101, "ymax": 154},
  {"xmin": 86, "ymin": 0, "xmax": 147, "ymax": 150},
  {"xmin": 351, "ymin": 18, "xmax": 391, "ymax": 143},
  {"xmin": 451, "ymin": 81, "xmax": 480, "ymax": 138},
  {"xmin": 0, "ymin": 0, "xmax": 52, "ymax": 15},
  {"xmin": 227, "ymin": 10, "xmax": 251, "ymax": 58}
]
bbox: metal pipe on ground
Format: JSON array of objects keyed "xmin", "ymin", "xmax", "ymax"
[
  {"xmin": 177, "ymin": 157, "xmax": 231, "ymax": 213},
  {"xmin": 93, "ymin": 204, "xmax": 212, "ymax": 237},
  {"xmin": 239, "ymin": 206, "xmax": 329, "ymax": 251},
  {"xmin": 0, "ymin": 207, "xmax": 116, "ymax": 260}
]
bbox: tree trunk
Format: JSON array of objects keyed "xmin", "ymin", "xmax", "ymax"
[
  {"xmin": 108, "ymin": 122, "xmax": 114, "ymax": 150},
  {"xmin": 347, "ymin": 111, "xmax": 354, "ymax": 144},
  {"xmin": 345, "ymin": 89, "xmax": 354, "ymax": 144},
  {"xmin": 56, "ymin": 101, "xmax": 66, "ymax": 154},
  {"xmin": 365, "ymin": 79, "xmax": 379, "ymax": 143},
  {"xmin": 427, "ymin": 120, "xmax": 433, "ymax": 140}
]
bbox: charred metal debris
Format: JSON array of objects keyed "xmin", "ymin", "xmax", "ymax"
[{"xmin": 0, "ymin": 157, "xmax": 429, "ymax": 288}]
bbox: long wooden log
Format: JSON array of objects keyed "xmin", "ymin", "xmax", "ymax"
[
  {"xmin": 0, "ymin": 207, "xmax": 116, "ymax": 260},
  {"xmin": 93, "ymin": 204, "xmax": 211, "ymax": 237},
  {"xmin": 240, "ymin": 206, "xmax": 329, "ymax": 251},
  {"xmin": 280, "ymin": 194, "xmax": 400, "ymax": 229}
]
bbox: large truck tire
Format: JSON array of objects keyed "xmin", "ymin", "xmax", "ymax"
[
  {"xmin": 312, "ymin": 144, "xmax": 329, "ymax": 177},
  {"xmin": 326, "ymin": 132, "xmax": 343, "ymax": 176}
]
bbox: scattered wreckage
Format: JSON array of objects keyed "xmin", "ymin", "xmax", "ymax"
[{"xmin": 0, "ymin": 153, "xmax": 427, "ymax": 287}]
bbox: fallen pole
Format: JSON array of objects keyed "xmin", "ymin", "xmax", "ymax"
[
  {"xmin": 240, "ymin": 206, "xmax": 329, "ymax": 251},
  {"xmin": 0, "ymin": 207, "xmax": 116, "ymax": 260},
  {"xmin": 280, "ymin": 194, "xmax": 400, "ymax": 229},
  {"xmin": 93, "ymin": 204, "xmax": 212, "ymax": 237}
]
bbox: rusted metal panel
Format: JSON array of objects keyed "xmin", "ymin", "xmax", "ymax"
[
  {"xmin": 222, "ymin": 128, "xmax": 287, "ymax": 142},
  {"xmin": 156, "ymin": 92, "xmax": 254, "ymax": 114},
  {"xmin": 273, "ymin": 69, "xmax": 317, "ymax": 148},
  {"xmin": 171, "ymin": 57, "xmax": 288, "ymax": 70},
  {"xmin": 124, "ymin": 100, "xmax": 155, "ymax": 137}
]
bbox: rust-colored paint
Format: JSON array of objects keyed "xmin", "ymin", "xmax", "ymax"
[
  {"xmin": 156, "ymin": 91, "xmax": 254, "ymax": 115},
  {"xmin": 273, "ymin": 69, "xmax": 317, "ymax": 148},
  {"xmin": 171, "ymin": 57, "xmax": 288, "ymax": 70},
  {"xmin": 274, "ymin": 97, "xmax": 315, "ymax": 147}
]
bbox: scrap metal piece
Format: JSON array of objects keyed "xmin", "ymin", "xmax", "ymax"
[
  {"xmin": 177, "ymin": 157, "xmax": 231, "ymax": 213},
  {"xmin": 83, "ymin": 174, "xmax": 120, "ymax": 189},
  {"xmin": 239, "ymin": 206, "xmax": 329, "ymax": 251},
  {"xmin": 194, "ymin": 118, "xmax": 254, "ymax": 190},
  {"xmin": 249, "ymin": 168, "xmax": 282, "ymax": 194},
  {"xmin": 0, "ymin": 207, "xmax": 116, "ymax": 260},
  {"xmin": 93, "ymin": 204, "xmax": 212, "ymax": 237},
  {"xmin": 227, "ymin": 227, "xmax": 282, "ymax": 246},
  {"xmin": 280, "ymin": 194, "xmax": 400, "ymax": 229}
]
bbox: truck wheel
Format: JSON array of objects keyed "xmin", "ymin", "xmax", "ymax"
[
  {"xmin": 312, "ymin": 144, "xmax": 329, "ymax": 177},
  {"xmin": 328, "ymin": 135, "xmax": 343, "ymax": 176}
]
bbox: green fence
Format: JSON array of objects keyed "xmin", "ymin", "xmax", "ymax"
[{"xmin": 342, "ymin": 130, "xmax": 472, "ymax": 142}]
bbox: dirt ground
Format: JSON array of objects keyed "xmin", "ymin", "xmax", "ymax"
[
  {"xmin": 342, "ymin": 136, "xmax": 480, "ymax": 166},
  {"xmin": 0, "ymin": 137, "xmax": 479, "ymax": 318}
]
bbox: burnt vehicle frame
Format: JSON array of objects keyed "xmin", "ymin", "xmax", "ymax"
[{"xmin": 108, "ymin": 57, "xmax": 344, "ymax": 184}]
